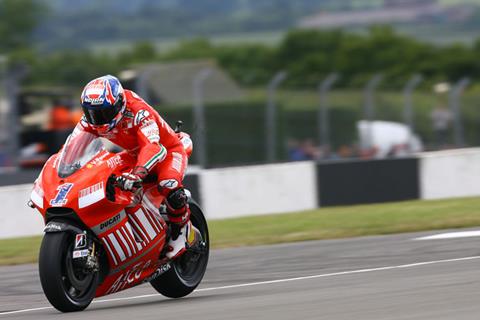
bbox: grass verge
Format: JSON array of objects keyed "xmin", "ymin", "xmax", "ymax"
[{"xmin": 2, "ymin": 196, "xmax": 480, "ymax": 265}]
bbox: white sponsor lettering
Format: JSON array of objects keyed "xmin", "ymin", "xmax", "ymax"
[
  {"xmin": 90, "ymin": 152, "xmax": 109, "ymax": 164},
  {"xmin": 107, "ymin": 155, "xmax": 123, "ymax": 168},
  {"xmin": 172, "ymin": 152, "xmax": 183, "ymax": 173},
  {"xmin": 140, "ymin": 121, "xmax": 160, "ymax": 143},
  {"xmin": 107, "ymin": 260, "xmax": 152, "ymax": 294}
]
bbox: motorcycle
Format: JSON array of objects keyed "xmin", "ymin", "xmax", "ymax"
[{"xmin": 28, "ymin": 121, "xmax": 209, "ymax": 312}]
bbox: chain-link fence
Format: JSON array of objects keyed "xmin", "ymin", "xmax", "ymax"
[
  {"xmin": 3, "ymin": 66, "xmax": 480, "ymax": 169},
  {"xmin": 156, "ymin": 75, "xmax": 480, "ymax": 168}
]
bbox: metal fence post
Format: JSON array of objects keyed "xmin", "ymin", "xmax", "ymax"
[
  {"xmin": 0, "ymin": 56, "xmax": 7, "ymax": 167},
  {"xmin": 363, "ymin": 74, "xmax": 383, "ymax": 149},
  {"xmin": 265, "ymin": 71, "xmax": 287, "ymax": 163},
  {"xmin": 192, "ymin": 68, "xmax": 212, "ymax": 168},
  {"xmin": 449, "ymin": 77, "xmax": 470, "ymax": 147},
  {"xmin": 4, "ymin": 63, "xmax": 27, "ymax": 169},
  {"xmin": 318, "ymin": 73, "xmax": 339, "ymax": 156},
  {"xmin": 403, "ymin": 74, "xmax": 423, "ymax": 147}
]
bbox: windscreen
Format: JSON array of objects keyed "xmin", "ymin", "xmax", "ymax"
[{"xmin": 57, "ymin": 131, "xmax": 105, "ymax": 178}]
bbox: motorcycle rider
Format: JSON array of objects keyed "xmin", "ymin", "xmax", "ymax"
[{"xmin": 75, "ymin": 74, "xmax": 193, "ymax": 260}]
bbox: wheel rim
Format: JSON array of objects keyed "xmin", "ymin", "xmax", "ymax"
[
  {"xmin": 61, "ymin": 236, "xmax": 96, "ymax": 301},
  {"xmin": 173, "ymin": 208, "xmax": 209, "ymax": 287}
]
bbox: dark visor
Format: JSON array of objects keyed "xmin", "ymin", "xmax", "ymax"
[
  {"xmin": 82, "ymin": 106, "xmax": 118, "ymax": 125},
  {"xmin": 82, "ymin": 96, "xmax": 123, "ymax": 125}
]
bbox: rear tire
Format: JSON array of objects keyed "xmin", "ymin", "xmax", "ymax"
[
  {"xmin": 150, "ymin": 201, "xmax": 209, "ymax": 298},
  {"xmin": 39, "ymin": 232, "xmax": 98, "ymax": 312}
]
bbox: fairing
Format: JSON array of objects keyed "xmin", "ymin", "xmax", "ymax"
[{"xmin": 31, "ymin": 133, "xmax": 168, "ymax": 298}]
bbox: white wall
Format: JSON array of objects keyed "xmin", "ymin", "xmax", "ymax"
[
  {"xmin": 420, "ymin": 148, "xmax": 480, "ymax": 200},
  {"xmin": 0, "ymin": 161, "xmax": 319, "ymax": 238},
  {"xmin": 199, "ymin": 161, "xmax": 318, "ymax": 219},
  {"xmin": 0, "ymin": 184, "xmax": 44, "ymax": 239}
]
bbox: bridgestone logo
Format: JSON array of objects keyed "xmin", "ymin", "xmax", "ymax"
[{"xmin": 100, "ymin": 214, "xmax": 121, "ymax": 231}]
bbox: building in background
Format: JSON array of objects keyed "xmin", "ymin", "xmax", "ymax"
[{"xmin": 119, "ymin": 60, "xmax": 245, "ymax": 106}]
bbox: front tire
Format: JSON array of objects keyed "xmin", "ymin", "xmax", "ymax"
[
  {"xmin": 150, "ymin": 200, "xmax": 209, "ymax": 298},
  {"xmin": 39, "ymin": 232, "xmax": 98, "ymax": 312}
]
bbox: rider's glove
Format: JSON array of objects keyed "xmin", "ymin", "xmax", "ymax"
[
  {"xmin": 117, "ymin": 166, "xmax": 148, "ymax": 191},
  {"xmin": 117, "ymin": 173, "xmax": 143, "ymax": 191}
]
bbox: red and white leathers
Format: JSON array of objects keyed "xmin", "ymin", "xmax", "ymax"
[{"xmin": 74, "ymin": 89, "xmax": 192, "ymax": 257}]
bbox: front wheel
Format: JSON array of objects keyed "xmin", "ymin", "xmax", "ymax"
[
  {"xmin": 39, "ymin": 231, "xmax": 98, "ymax": 312},
  {"xmin": 150, "ymin": 200, "xmax": 209, "ymax": 298}
]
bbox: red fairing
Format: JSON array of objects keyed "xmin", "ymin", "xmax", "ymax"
[{"xmin": 30, "ymin": 131, "xmax": 169, "ymax": 297}]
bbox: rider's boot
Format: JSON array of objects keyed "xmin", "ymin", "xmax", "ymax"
[
  {"xmin": 164, "ymin": 188, "xmax": 194, "ymax": 260},
  {"xmin": 166, "ymin": 220, "xmax": 196, "ymax": 260}
]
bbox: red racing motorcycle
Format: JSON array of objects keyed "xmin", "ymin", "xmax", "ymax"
[{"xmin": 29, "ymin": 122, "xmax": 209, "ymax": 312}]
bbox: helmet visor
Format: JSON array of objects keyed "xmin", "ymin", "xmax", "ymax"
[
  {"xmin": 82, "ymin": 106, "xmax": 119, "ymax": 125},
  {"xmin": 82, "ymin": 96, "xmax": 123, "ymax": 125}
]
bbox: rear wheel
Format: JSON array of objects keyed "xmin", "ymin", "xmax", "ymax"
[
  {"xmin": 150, "ymin": 201, "xmax": 209, "ymax": 298},
  {"xmin": 39, "ymin": 231, "xmax": 98, "ymax": 312}
]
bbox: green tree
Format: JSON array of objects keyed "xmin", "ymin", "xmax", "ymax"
[{"xmin": 0, "ymin": 0, "xmax": 45, "ymax": 54}]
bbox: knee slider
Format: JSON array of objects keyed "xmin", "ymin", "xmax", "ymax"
[{"xmin": 166, "ymin": 188, "xmax": 187, "ymax": 210}]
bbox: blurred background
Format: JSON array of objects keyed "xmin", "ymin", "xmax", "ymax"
[
  {"xmin": 1, "ymin": 0, "xmax": 480, "ymax": 172},
  {"xmin": 3, "ymin": 2, "xmax": 480, "ymax": 317}
]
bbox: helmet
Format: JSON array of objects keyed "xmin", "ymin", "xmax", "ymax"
[{"xmin": 80, "ymin": 75, "xmax": 125, "ymax": 132}]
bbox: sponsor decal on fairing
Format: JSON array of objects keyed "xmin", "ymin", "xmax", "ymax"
[
  {"xmin": 107, "ymin": 155, "xmax": 123, "ymax": 168},
  {"xmin": 78, "ymin": 182, "xmax": 105, "ymax": 208},
  {"xmin": 91, "ymin": 210, "xmax": 126, "ymax": 235},
  {"xmin": 50, "ymin": 183, "xmax": 74, "ymax": 207},
  {"xmin": 106, "ymin": 260, "xmax": 152, "ymax": 294}
]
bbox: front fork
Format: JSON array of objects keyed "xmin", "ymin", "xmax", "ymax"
[{"xmin": 44, "ymin": 221, "xmax": 101, "ymax": 275}]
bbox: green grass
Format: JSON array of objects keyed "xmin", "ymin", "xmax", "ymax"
[
  {"xmin": 210, "ymin": 196, "xmax": 480, "ymax": 247},
  {"xmin": 0, "ymin": 236, "xmax": 42, "ymax": 265},
  {"xmin": 2, "ymin": 197, "xmax": 480, "ymax": 265}
]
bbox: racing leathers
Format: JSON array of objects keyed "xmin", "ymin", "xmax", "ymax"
[{"xmin": 74, "ymin": 89, "xmax": 191, "ymax": 259}]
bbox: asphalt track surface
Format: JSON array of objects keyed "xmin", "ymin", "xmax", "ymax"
[{"xmin": 1, "ymin": 228, "xmax": 480, "ymax": 320}]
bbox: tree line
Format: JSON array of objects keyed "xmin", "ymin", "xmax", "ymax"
[{"xmin": 3, "ymin": 0, "xmax": 480, "ymax": 90}]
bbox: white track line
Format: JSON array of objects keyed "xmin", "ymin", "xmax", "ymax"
[
  {"xmin": 1, "ymin": 255, "xmax": 479, "ymax": 316},
  {"xmin": 414, "ymin": 230, "xmax": 480, "ymax": 240}
]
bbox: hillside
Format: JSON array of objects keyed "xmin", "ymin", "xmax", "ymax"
[{"xmin": 32, "ymin": 0, "xmax": 480, "ymax": 51}]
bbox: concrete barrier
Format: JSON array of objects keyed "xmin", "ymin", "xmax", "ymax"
[
  {"xmin": 0, "ymin": 184, "xmax": 44, "ymax": 239},
  {"xmin": 199, "ymin": 161, "xmax": 318, "ymax": 219},
  {"xmin": 419, "ymin": 148, "xmax": 480, "ymax": 200},
  {"xmin": 317, "ymin": 158, "xmax": 419, "ymax": 206},
  {"xmin": 2, "ymin": 147, "xmax": 480, "ymax": 239}
]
